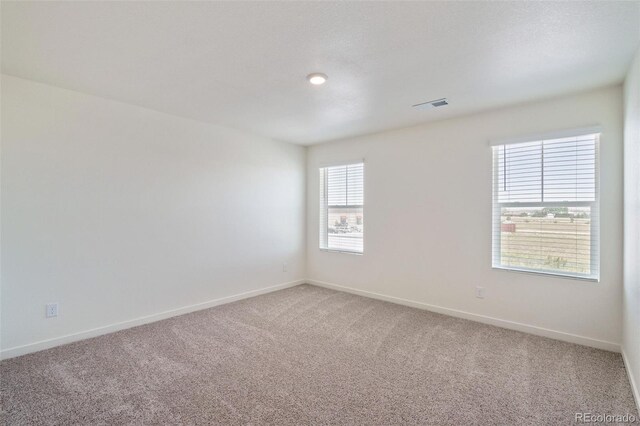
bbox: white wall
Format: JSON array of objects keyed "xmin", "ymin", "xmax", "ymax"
[
  {"xmin": 307, "ymin": 85, "xmax": 624, "ymax": 350},
  {"xmin": 0, "ymin": 75, "xmax": 306, "ymax": 357},
  {"xmin": 623, "ymin": 46, "xmax": 640, "ymax": 406}
]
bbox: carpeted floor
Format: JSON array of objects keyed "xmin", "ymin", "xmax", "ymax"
[{"xmin": 1, "ymin": 284, "xmax": 637, "ymax": 425}]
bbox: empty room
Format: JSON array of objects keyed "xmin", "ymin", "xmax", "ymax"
[{"xmin": 1, "ymin": 1, "xmax": 640, "ymax": 424}]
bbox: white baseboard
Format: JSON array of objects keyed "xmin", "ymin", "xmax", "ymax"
[
  {"xmin": 0, "ymin": 279, "xmax": 305, "ymax": 360},
  {"xmin": 622, "ymin": 348, "xmax": 640, "ymax": 412},
  {"xmin": 3, "ymin": 278, "xmax": 623, "ymax": 361},
  {"xmin": 307, "ymin": 279, "xmax": 621, "ymax": 353}
]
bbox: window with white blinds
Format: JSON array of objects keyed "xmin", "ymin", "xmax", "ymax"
[
  {"xmin": 492, "ymin": 131, "xmax": 600, "ymax": 280},
  {"xmin": 319, "ymin": 162, "xmax": 364, "ymax": 253}
]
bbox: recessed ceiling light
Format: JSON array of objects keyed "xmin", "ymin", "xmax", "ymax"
[{"xmin": 307, "ymin": 73, "xmax": 328, "ymax": 85}]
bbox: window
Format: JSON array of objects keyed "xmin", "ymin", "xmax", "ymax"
[
  {"xmin": 319, "ymin": 162, "xmax": 364, "ymax": 253},
  {"xmin": 492, "ymin": 130, "xmax": 600, "ymax": 280}
]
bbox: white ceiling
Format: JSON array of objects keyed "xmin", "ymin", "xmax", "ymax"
[{"xmin": 2, "ymin": 1, "xmax": 639, "ymax": 145}]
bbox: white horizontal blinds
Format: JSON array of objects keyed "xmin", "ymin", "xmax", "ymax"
[
  {"xmin": 319, "ymin": 167, "xmax": 328, "ymax": 249},
  {"xmin": 492, "ymin": 133, "xmax": 599, "ymax": 280},
  {"xmin": 319, "ymin": 162, "xmax": 364, "ymax": 253},
  {"xmin": 543, "ymin": 136, "xmax": 596, "ymax": 202},
  {"xmin": 497, "ymin": 141, "xmax": 543, "ymax": 202}
]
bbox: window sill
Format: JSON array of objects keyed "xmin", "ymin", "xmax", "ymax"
[
  {"xmin": 492, "ymin": 266, "xmax": 599, "ymax": 282},
  {"xmin": 320, "ymin": 248, "xmax": 363, "ymax": 256}
]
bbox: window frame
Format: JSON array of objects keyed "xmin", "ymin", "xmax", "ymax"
[
  {"xmin": 319, "ymin": 161, "xmax": 365, "ymax": 255},
  {"xmin": 491, "ymin": 130, "xmax": 601, "ymax": 282}
]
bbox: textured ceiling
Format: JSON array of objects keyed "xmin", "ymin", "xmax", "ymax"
[{"xmin": 2, "ymin": 1, "xmax": 639, "ymax": 145}]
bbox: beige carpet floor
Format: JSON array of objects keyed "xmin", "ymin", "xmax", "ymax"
[{"xmin": 1, "ymin": 284, "xmax": 637, "ymax": 425}]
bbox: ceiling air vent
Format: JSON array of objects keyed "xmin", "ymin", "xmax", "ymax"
[{"xmin": 412, "ymin": 98, "xmax": 448, "ymax": 109}]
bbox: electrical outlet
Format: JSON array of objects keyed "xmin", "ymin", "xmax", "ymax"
[
  {"xmin": 46, "ymin": 303, "xmax": 58, "ymax": 318},
  {"xmin": 283, "ymin": 263, "xmax": 288, "ymax": 272},
  {"xmin": 475, "ymin": 287, "xmax": 485, "ymax": 299}
]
